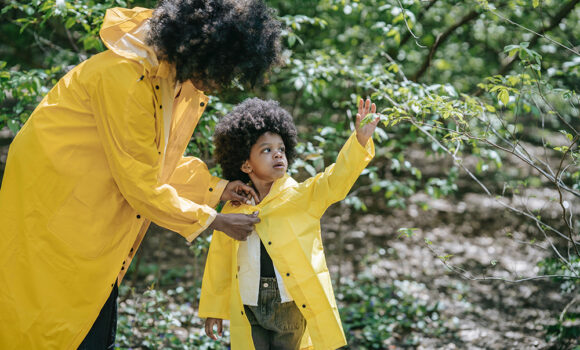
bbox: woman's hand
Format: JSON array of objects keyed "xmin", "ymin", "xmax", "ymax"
[
  {"xmin": 355, "ymin": 98, "xmax": 380, "ymax": 146},
  {"xmin": 208, "ymin": 212, "xmax": 260, "ymax": 241},
  {"xmin": 220, "ymin": 180, "xmax": 260, "ymax": 205},
  {"xmin": 205, "ymin": 317, "xmax": 223, "ymax": 340}
]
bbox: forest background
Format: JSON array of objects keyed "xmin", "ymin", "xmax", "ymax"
[{"xmin": 0, "ymin": 0, "xmax": 579, "ymax": 348}]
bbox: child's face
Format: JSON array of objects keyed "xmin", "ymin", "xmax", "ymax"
[{"xmin": 242, "ymin": 132, "xmax": 288, "ymax": 183}]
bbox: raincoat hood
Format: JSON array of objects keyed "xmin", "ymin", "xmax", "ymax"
[
  {"xmin": 100, "ymin": 7, "xmax": 155, "ymax": 63},
  {"xmin": 99, "ymin": 7, "xmax": 174, "ymax": 78}
]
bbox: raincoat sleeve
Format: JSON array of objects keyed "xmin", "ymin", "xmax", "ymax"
[
  {"xmin": 90, "ymin": 59, "xmax": 216, "ymax": 240},
  {"xmin": 301, "ymin": 132, "xmax": 374, "ymax": 218},
  {"xmin": 198, "ymin": 230, "xmax": 234, "ymax": 320},
  {"xmin": 169, "ymin": 156, "xmax": 228, "ymax": 209}
]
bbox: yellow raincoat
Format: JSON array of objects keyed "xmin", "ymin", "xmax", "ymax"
[
  {"xmin": 0, "ymin": 7, "xmax": 227, "ymax": 349},
  {"xmin": 199, "ymin": 132, "xmax": 375, "ymax": 350}
]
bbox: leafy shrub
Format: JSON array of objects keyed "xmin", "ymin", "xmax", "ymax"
[
  {"xmin": 116, "ymin": 285, "xmax": 228, "ymax": 350},
  {"xmin": 337, "ymin": 273, "xmax": 447, "ymax": 348},
  {"xmin": 539, "ymin": 256, "xmax": 580, "ymax": 348}
]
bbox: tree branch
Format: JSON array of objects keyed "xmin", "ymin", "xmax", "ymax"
[
  {"xmin": 411, "ymin": 10, "xmax": 480, "ymax": 82},
  {"xmin": 496, "ymin": 0, "xmax": 580, "ymax": 76},
  {"xmin": 388, "ymin": 0, "xmax": 439, "ymax": 58}
]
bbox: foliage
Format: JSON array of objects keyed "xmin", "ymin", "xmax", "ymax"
[
  {"xmin": 539, "ymin": 256, "xmax": 580, "ymax": 346},
  {"xmin": 338, "ymin": 273, "xmax": 447, "ymax": 348},
  {"xmin": 116, "ymin": 285, "xmax": 228, "ymax": 350},
  {"xmin": 115, "ymin": 270, "xmax": 447, "ymax": 350}
]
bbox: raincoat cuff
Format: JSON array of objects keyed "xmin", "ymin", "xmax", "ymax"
[
  {"xmin": 184, "ymin": 207, "xmax": 217, "ymax": 242},
  {"xmin": 349, "ymin": 131, "xmax": 375, "ymax": 159},
  {"xmin": 205, "ymin": 178, "xmax": 228, "ymax": 208}
]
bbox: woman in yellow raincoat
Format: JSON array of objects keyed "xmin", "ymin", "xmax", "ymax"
[
  {"xmin": 199, "ymin": 98, "xmax": 379, "ymax": 349},
  {"xmin": 0, "ymin": 1, "xmax": 281, "ymax": 349}
]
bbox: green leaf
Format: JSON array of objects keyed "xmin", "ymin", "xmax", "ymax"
[
  {"xmin": 288, "ymin": 34, "xmax": 296, "ymax": 47},
  {"xmin": 485, "ymin": 104, "xmax": 496, "ymax": 112},
  {"xmin": 8, "ymin": 119, "xmax": 20, "ymax": 134},
  {"xmin": 498, "ymin": 89, "xmax": 509, "ymax": 105}
]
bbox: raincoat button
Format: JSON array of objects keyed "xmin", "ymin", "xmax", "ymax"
[
  {"xmin": 136, "ymin": 215, "xmax": 141, "ymax": 219},
  {"xmin": 286, "ymin": 273, "xmax": 290, "ymax": 276},
  {"xmin": 130, "ymin": 248, "xmax": 134, "ymax": 252},
  {"xmin": 209, "ymin": 187, "xmax": 213, "ymax": 192},
  {"xmin": 121, "ymin": 267, "xmax": 124, "ymax": 270},
  {"xmin": 263, "ymin": 282, "xmax": 269, "ymax": 288},
  {"xmin": 268, "ymin": 241, "xmax": 271, "ymax": 245},
  {"xmin": 155, "ymin": 85, "xmax": 159, "ymax": 89},
  {"xmin": 200, "ymin": 102, "xmax": 205, "ymax": 107},
  {"xmin": 302, "ymin": 304, "xmax": 306, "ymax": 308},
  {"xmin": 159, "ymin": 105, "xmax": 163, "ymax": 109},
  {"xmin": 241, "ymin": 311, "xmax": 244, "ymax": 315}
]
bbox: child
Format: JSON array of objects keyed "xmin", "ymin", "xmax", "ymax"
[{"xmin": 199, "ymin": 97, "xmax": 379, "ymax": 350}]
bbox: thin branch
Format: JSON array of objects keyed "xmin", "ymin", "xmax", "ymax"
[
  {"xmin": 554, "ymin": 134, "xmax": 580, "ymax": 256},
  {"xmin": 532, "ymin": 213, "xmax": 579, "ymax": 277},
  {"xmin": 407, "ymin": 117, "xmax": 577, "ymax": 243},
  {"xmin": 560, "ymin": 295, "xmax": 578, "ymax": 323},
  {"xmin": 395, "ymin": 0, "xmax": 426, "ymax": 49},
  {"xmin": 388, "ymin": 0, "xmax": 439, "ymax": 57},
  {"xmin": 380, "ymin": 52, "xmax": 409, "ymax": 82},
  {"xmin": 412, "ymin": 9, "xmax": 480, "ymax": 81},
  {"xmin": 426, "ymin": 240, "xmax": 579, "ymax": 282},
  {"xmin": 495, "ymin": 0, "xmax": 580, "ymax": 76}
]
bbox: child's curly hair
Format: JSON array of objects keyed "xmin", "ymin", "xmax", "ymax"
[
  {"xmin": 214, "ymin": 98, "xmax": 297, "ymax": 183},
  {"xmin": 147, "ymin": 0, "xmax": 281, "ymax": 87}
]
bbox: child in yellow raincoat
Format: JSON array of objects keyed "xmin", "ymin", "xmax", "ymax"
[{"xmin": 199, "ymin": 97, "xmax": 379, "ymax": 349}]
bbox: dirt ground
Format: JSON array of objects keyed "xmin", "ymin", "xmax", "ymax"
[{"xmin": 320, "ymin": 187, "xmax": 578, "ymax": 350}]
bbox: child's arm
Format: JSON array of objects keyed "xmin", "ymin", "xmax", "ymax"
[{"xmin": 300, "ymin": 98, "xmax": 379, "ymax": 218}]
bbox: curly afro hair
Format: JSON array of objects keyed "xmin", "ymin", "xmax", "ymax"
[
  {"xmin": 147, "ymin": 0, "xmax": 281, "ymax": 87},
  {"xmin": 214, "ymin": 98, "xmax": 297, "ymax": 183}
]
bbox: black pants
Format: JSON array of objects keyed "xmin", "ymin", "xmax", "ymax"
[{"xmin": 77, "ymin": 283, "xmax": 118, "ymax": 350}]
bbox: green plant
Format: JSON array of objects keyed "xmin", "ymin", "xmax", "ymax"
[
  {"xmin": 116, "ymin": 285, "xmax": 228, "ymax": 350},
  {"xmin": 338, "ymin": 273, "xmax": 447, "ymax": 348}
]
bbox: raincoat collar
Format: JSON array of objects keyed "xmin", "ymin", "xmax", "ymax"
[
  {"xmin": 99, "ymin": 7, "xmax": 174, "ymax": 80},
  {"xmin": 256, "ymin": 174, "xmax": 297, "ymax": 207}
]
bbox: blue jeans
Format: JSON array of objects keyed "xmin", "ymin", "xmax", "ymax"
[
  {"xmin": 244, "ymin": 277, "xmax": 306, "ymax": 350},
  {"xmin": 77, "ymin": 283, "xmax": 118, "ymax": 350}
]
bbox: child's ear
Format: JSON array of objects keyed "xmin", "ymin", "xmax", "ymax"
[{"xmin": 241, "ymin": 160, "xmax": 252, "ymax": 174}]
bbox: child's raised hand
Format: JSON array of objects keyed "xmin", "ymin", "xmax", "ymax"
[
  {"xmin": 205, "ymin": 317, "xmax": 223, "ymax": 340},
  {"xmin": 355, "ymin": 98, "xmax": 379, "ymax": 146}
]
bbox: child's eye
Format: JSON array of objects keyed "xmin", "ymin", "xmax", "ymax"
[{"xmin": 262, "ymin": 148, "xmax": 271, "ymax": 153}]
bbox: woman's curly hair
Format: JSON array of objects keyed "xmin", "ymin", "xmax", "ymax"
[
  {"xmin": 214, "ymin": 98, "xmax": 297, "ymax": 183},
  {"xmin": 147, "ymin": 0, "xmax": 281, "ymax": 87}
]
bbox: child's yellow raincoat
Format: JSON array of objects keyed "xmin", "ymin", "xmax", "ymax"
[
  {"xmin": 199, "ymin": 133, "xmax": 375, "ymax": 350},
  {"xmin": 0, "ymin": 7, "xmax": 226, "ymax": 349}
]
